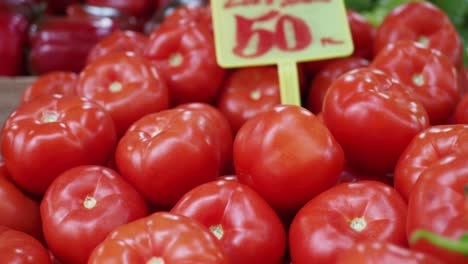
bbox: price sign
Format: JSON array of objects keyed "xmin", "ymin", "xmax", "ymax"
[{"xmin": 211, "ymin": 0, "xmax": 354, "ymax": 105}]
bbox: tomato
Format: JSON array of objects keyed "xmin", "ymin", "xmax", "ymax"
[
  {"xmin": 145, "ymin": 23, "xmax": 225, "ymax": 106},
  {"xmin": 306, "ymin": 57, "xmax": 370, "ymax": 114},
  {"xmin": 88, "ymin": 212, "xmax": 228, "ymax": 263},
  {"xmin": 171, "ymin": 179, "xmax": 286, "ymax": 264},
  {"xmin": 336, "ymin": 242, "xmax": 443, "ymax": 264},
  {"xmin": 41, "ymin": 165, "xmax": 147, "ymax": 264},
  {"xmin": 161, "ymin": 5, "xmax": 212, "ymax": 31},
  {"xmin": 374, "ymin": 2, "xmax": 463, "ymax": 70},
  {"xmin": 394, "ymin": 124, "xmax": 468, "ymax": 200},
  {"xmin": 454, "ymin": 93, "xmax": 468, "ymax": 124},
  {"xmin": 0, "ymin": 226, "xmax": 51, "ymax": 264},
  {"xmin": 115, "ymin": 108, "xmax": 221, "ymax": 209},
  {"xmin": 322, "ymin": 68, "xmax": 429, "ymax": 174},
  {"xmin": 407, "ymin": 154, "xmax": 468, "ymax": 263},
  {"xmin": 372, "ymin": 40, "xmax": 459, "ymax": 125},
  {"xmin": 289, "ymin": 181, "xmax": 408, "ymax": 264},
  {"xmin": 76, "ymin": 52, "xmax": 170, "ymax": 137},
  {"xmin": 234, "ymin": 105, "xmax": 345, "ymax": 214},
  {"xmin": 176, "ymin": 103, "xmax": 233, "ymax": 174},
  {"xmin": 217, "ymin": 66, "xmax": 280, "ymax": 133},
  {"xmin": 1, "ymin": 95, "xmax": 117, "ymax": 196},
  {"xmin": 85, "ymin": 0, "xmax": 153, "ymax": 16},
  {"xmin": 337, "ymin": 164, "xmax": 393, "ymax": 186},
  {"xmin": 86, "ymin": 31, "xmax": 148, "ymax": 64},
  {"xmin": 0, "ymin": 162, "xmax": 42, "ymax": 241},
  {"xmin": 20, "ymin": 71, "xmax": 78, "ymax": 104},
  {"xmin": 0, "ymin": 10, "xmax": 29, "ymax": 76}
]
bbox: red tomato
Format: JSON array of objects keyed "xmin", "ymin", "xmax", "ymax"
[
  {"xmin": 86, "ymin": 30, "xmax": 148, "ymax": 64},
  {"xmin": 115, "ymin": 108, "xmax": 221, "ymax": 209},
  {"xmin": 145, "ymin": 23, "xmax": 225, "ymax": 106},
  {"xmin": 41, "ymin": 165, "xmax": 148, "ymax": 264},
  {"xmin": 336, "ymin": 242, "xmax": 443, "ymax": 264},
  {"xmin": 372, "ymin": 41, "xmax": 459, "ymax": 125},
  {"xmin": 374, "ymin": 2, "xmax": 463, "ymax": 70},
  {"xmin": 306, "ymin": 57, "xmax": 370, "ymax": 114},
  {"xmin": 20, "ymin": 71, "xmax": 78, "ymax": 104},
  {"xmin": 394, "ymin": 124, "xmax": 468, "ymax": 200},
  {"xmin": 0, "ymin": 162, "xmax": 42, "ymax": 241},
  {"xmin": 162, "ymin": 5, "xmax": 212, "ymax": 31},
  {"xmin": 337, "ymin": 164, "xmax": 393, "ymax": 186},
  {"xmin": 289, "ymin": 181, "xmax": 408, "ymax": 264},
  {"xmin": 234, "ymin": 105, "xmax": 345, "ymax": 214},
  {"xmin": 407, "ymin": 155, "xmax": 468, "ymax": 263},
  {"xmin": 88, "ymin": 212, "xmax": 228, "ymax": 263},
  {"xmin": 0, "ymin": 227, "xmax": 51, "ymax": 264},
  {"xmin": 85, "ymin": 0, "xmax": 153, "ymax": 16},
  {"xmin": 76, "ymin": 52, "xmax": 170, "ymax": 137},
  {"xmin": 454, "ymin": 93, "xmax": 468, "ymax": 124},
  {"xmin": 0, "ymin": 10, "xmax": 29, "ymax": 76},
  {"xmin": 171, "ymin": 179, "xmax": 286, "ymax": 264},
  {"xmin": 176, "ymin": 103, "xmax": 233, "ymax": 174},
  {"xmin": 322, "ymin": 68, "xmax": 430, "ymax": 174},
  {"xmin": 216, "ymin": 66, "xmax": 281, "ymax": 133},
  {"xmin": 1, "ymin": 95, "xmax": 117, "ymax": 196}
]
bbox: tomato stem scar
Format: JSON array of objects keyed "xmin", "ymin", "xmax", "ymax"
[
  {"xmin": 209, "ymin": 224, "xmax": 224, "ymax": 240},
  {"xmin": 410, "ymin": 229, "xmax": 468, "ymax": 255},
  {"xmin": 250, "ymin": 90, "xmax": 261, "ymax": 100},
  {"xmin": 412, "ymin": 74, "xmax": 425, "ymax": 87},
  {"xmin": 418, "ymin": 36, "xmax": 429, "ymax": 46},
  {"xmin": 349, "ymin": 217, "xmax": 367, "ymax": 232},
  {"xmin": 146, "ymin": 257, "xmax": 165, "ymax": 264},
  {"xmin": 83, "ymin": 196, "xmax": 97, "ymax": 209},
  {"xmin": 169, "ymin": 53, "xmax": 183, "ymax": 67},
  {"xmin": 41, "ymin": 111, "xmax": 59, "ymax": 123},
  {"xmin": 109, "ymin": 82, "xmax": 123, "ymax": 93}
]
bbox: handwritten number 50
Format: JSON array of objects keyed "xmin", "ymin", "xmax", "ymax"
[{"xmin": 232, "ymin": 11, "xmax": 312, "ymax": 58}]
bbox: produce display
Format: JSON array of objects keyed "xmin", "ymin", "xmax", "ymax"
[{"xmin": 0, "ymin": 0, "xmax": 467, "ymax": 263}]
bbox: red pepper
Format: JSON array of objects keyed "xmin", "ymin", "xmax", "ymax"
[
  {"xmin": 28, "ymin": 16, "xmax": 121, "ymax": 74},
  {"xmin": 0, "ymin": 10, "xmax": 29, "ymax": 76}
]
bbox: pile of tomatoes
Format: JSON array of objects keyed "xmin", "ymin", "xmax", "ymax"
[{"xmin": 0, "ymin": 1, "xmax": 467, "ymax": 263}]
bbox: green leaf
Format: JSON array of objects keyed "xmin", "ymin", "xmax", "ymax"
[
  {"xmin": 430, "ymin": 0, "xmax": 468, "ymax": 26},
  {"xmin": 344, "ymin": 0, "xmax": 375, "ymax": 11}
]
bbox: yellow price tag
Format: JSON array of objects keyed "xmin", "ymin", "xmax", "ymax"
[{"xmin": 211, "ymin": 0, "xmax": 354, "ymax": 106}]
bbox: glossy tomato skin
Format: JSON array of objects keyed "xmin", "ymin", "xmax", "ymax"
[
  {"xmin": 41, "ymin": 165, "xmax": 148, "ymax": 264},
  {"xmin": 306, "ymin": 57, "xmax": 370, "ymax": 114},
  {"xmin": 454, "ymin": 93, "xmax": 468, "ymax": 124},
  {"xmin": 86, "ymin": 31, "xmax": 149, "ymax": 64},
  {"xmin": 0, "ymin": 227, "xmax": 51, "ymax": 264},
  {"xmin": 115, "ymin": 108, "xmax": 221, "ymax": 209},
  {"xmin": 145, "ymin": 23, "xmax": 225, "ymax": 106},
  {"xmin": 20, "ymin": 71, "xmax": 78, "ymax": 104},
  {"xmin": 234, "ymin": 105, "xmax": 345, "ymax": 214},
  {"xmin": 1, "ymin": 95, "xmax": 117, "ymax": 196},
  {"xmin": 374, "ymin": 2, "xmax": 463, "ymax": 70},
  {"xmin": 217, "ymin": 66, "xmax": 281, "ymax": 133},
  {"xmin": 289, "ymin": 181, "xmax": 408, "ymax": 264},
  {"xmin": 407, "ymin": 155, "xmax": 468, "ymax": 263},
  {"xmin": 372, "ymin": 41, "xmax": 459, "ymax": 125},
  {"xmin": 335, "ymin": 242, "xmax": 443, "ymax": 264},
  {"xmin": 0, "ymin": 10, "xmax": 29, "ymax": 76},
  {"xmin": 171, "ymin": 179, "xmax": 286, "ymax": 264},
  {"xmin": 161, "ymin": 5, "xmax": 212, "ymax": 31},
  {"xmin": 176, "ymin": 103, "xmax": 233, "ymax": 174},
  {"xmin": 0, "ymin": 162, "xmax": 43, "ymax": 241},
  {"xmin": 76, "ymin": 52, "xmax": 169, "ymax": 137},
  {"xmin": 88, "ymin": 212, "xmax": 229, "ymax": 263},
  {"xmin": 394, "ymin": 124, "xmax": 468, "ymax": 200},
  {"xmin": 322, "ymin": 68, "xmax": 430, "ymax": 174},
  {"xmin": 86, "ymin": 0, "xmax": 153, "ymax": 16}
]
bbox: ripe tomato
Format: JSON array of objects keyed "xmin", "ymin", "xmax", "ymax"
[
  {"xmin": 454, "ymin": 93, "xmax": 468, "ymax": 124},
  {"xmin": 306, "ymin": 57, "xmax": 369, "ymax": 114},
  {"xmin": 176, "ymin": 103, "xmax": 233, "ymax": 174},
  {"xmin": 85, "ymin": 0, "xmax": 153, "ymax": 16},
  {"xmin": 41, "ymin": 165, "xmax": 148, "ymax": 264},
  {"xmin": 20, "ymin": 71, "xmax": 78, "ymax": 104},
  {"xmin": 88, "ymin": 212, "xmax": 228, "ymax": 263},
  {"xmin": 394, "ymin": 124, "xmax": 468, "ymax": 200},
  {"xmin": 335, "ymin": 242, "xmax": 443, "ymax": 264},
  {"xmin": 407, "ymin": 155, "xmax": 468, "ymax": 263},
  {"xmin": 337, "ymin": 164, "xmax": 393, "ymax": 186},
  {"xmin": 145, "ymin": 23, "xmax": 225, "ymax": 106},
  {"xmin": 161, "ymin": 5, "xmax": 212, "ymax": 31},
  {"xmin": 372, "ymin": 41, "xmax": 459, "ymax": 125},
  {"xmin": 115, "ymin": 108, "xmax": 221, "ymax": 209},
  {"xmin": 171, "ymin": 179, "xmax": 286, "ymax": 264},
  {"xmin": 86, "ymin": 30, "xmax": 149, "ymax": 64},
  {"xmin": 0, "ymin": 162, "xmax": 42, "ymax": 241},
  {"xmin": 289, "ymin": 181, "xmax": 408, "ymax": 264},
  {"xmin": 322, "ymin": 68, "xmax": 429, "ymax": 174},
  {"xmin": 0, "ymin": 226, "xmax": 51, "ymax": 264},
  {"xmin": 374, "ymin": 2, "xmax": 463, "ymax": 70},
  {"xmin": 217, "ymin": 66, "xmax": 281, "ymax": 133},
  {"xmin": 1, "ymin": 95, "xmax": 117, "ymax": 196},
  {"xmin": 76, "ymin": 52, "xmax": 170, "ymax": 137},
  {"xmin": 234, "ymin": 105, "xmax": 345, "ymax": 214}
]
